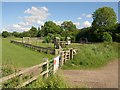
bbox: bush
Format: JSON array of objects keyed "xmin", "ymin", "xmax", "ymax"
[
  {"xmin": 43, "ymin": 36, "xmax": 51, "ymax": 43},
  {"xmin": 102, "ymin": 32, "xmax": 113, "ymax": 42}
]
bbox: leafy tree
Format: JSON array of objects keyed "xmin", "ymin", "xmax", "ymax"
[
  {"xmin": 42, "ymin": 21, "xmax": 62, "ymax": 36},
  {"xmin": 61, "ymin": 21, "xmax": 77, "ymax": 31},
  {"xmin": 37, "ymin": 27, "xmax": 43, "ymax": 37},
  {"xmin": 12, "ymin": 31, "xmax": 19, "ymax": 37},
  {"xmin": 19, "ymin": 31, "xmax": 31, "ymax": 38},
  {"xmin": 92, "ymin": 7, "xmax": 117, "ymax": 29},
  {"xmin": 2, "ymin": 31, "xmax": 10, "ymax": 38},
  {"xmin": 29, "ymin": 26, "xmax": 38, "ymax": 37}
]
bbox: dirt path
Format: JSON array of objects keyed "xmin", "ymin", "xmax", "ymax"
[{"xmin": 60, "ymin": 60, "xmax": 118, "ymax": 88}]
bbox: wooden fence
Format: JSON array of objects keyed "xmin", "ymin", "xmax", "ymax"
[
  {"xmin": 0, "ymin": 41, "xmax": 77, "ymax": 88},
  {"xmin": 10, "ymin": 40, "xmax": 55, "ymax": 55},
  {"xmin": 0, "ymin": 58, "xmax": 54, "ymax": 88}
]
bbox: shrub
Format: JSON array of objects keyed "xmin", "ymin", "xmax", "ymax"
[
  {"xmin": 102, "ymin": 32, "xmax": 113, "ymax": 42},
  {"xmin": 43, "ymin": 36, "xmax": 51, "ymax": 43}
]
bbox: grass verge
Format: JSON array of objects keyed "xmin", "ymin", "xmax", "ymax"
[{"xmin": 62, "ymin": 42, "xmax": 119, "ymax": 70}]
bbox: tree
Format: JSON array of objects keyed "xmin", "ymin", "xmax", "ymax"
[
  {"xmin": 61, "ymin": 21, "xmax": 77, "ymax": 31},
  {"xmin": 2, "ymin": 31, "xmax": 10, "ymax": 38},
  {"xmin": 37, "ymin": 27, "xmax": 42, "ymax": 37},
  {"xmin": 12, "ymin": 31, "xmax": 19, "ymax": 37},
  {"xmin": 92, "ymin": 7, "xmax": 117, "ymax": 29},
  {"xmin": 41, "ymin": 21, "xmax": 62, "ymax": 36},
  {"xmin": 29, "ymin": 26, "xmax": 38, "ymax": 37}
]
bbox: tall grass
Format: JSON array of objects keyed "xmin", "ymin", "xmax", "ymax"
[
  {"xmin": 25, "ymin": 73, "xmax": 69, "ymax": 88},
  {"xmin": 62, "ymin": 42, "xmax": 118, "ymax": 69}
]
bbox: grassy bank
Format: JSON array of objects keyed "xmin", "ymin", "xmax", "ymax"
[
  {"xmin": 25, "ymin": 73, "xmax": 69, "ymax": 88},
  {"xmin": 2, "ymin": 38, "xmax": 54, "ymax": 68},
  {"xmin": 62, "ymin": 42, "xmax": 119, "ymax": 69}
]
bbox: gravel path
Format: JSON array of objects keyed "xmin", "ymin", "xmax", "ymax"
[{"xmin": 60, "ymin": 60, "xmax": 118, "ymax": 88}]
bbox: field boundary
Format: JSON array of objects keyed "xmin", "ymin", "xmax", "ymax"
[
  {"xmin": 1, "ymin": 59, "xmax": 52, "ymax": 88},
  {"xmin": 1, "ymin": 40, "xmax": 77, "ymax": 88},
  {"xmin": 10, "ymin": 40, "xmax": 55, "ymax": 55}
]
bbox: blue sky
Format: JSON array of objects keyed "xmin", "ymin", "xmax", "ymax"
[{"xmin": 1, "ymin": 2, "xmax": 118, "ymax": 32}]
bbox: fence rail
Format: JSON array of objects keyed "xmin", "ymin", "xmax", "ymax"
[
  {"xmin": 10, "ymin": 40, "xmax": 55, "ymax": 55},
  {"xmin": 1, "ymin": 41, "xmax": 77, "ymax": 88},
  {"xmin": 0, "ymin": 59, "xmax": 52, "ymax": 88}
]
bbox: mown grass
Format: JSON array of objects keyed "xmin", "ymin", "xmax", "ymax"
[
  {"xmin": 2, "ymin": 38, "xmax": 54, "ymax": 69},
  {"xmin": 62, "ymin": 42, "xmax": 119, "ymax": 70}
]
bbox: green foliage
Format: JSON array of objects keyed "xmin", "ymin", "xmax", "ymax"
[
  {"xmin": 29, "ymin": 26, "xmax": 38, "ymax": 37},
  {"xmin": 2, "ymin": 31, "xmax": 11, "ymax": 38},
  {"xmin": 19, "ymin": 31, "xmax": 31, "ymax": 38},
  {"xmin": 61, "ymin": 21, "xmax": 76, "ymax": 31},
  {"xmin": 115, "ymin": 33, "xmax": 120, "ymax": 42},
  {"xmin": 26, "ymin": 74, "xmax": 69, "ymax": 88},
  {"xmin": 92, "ymin": 6, "xmax": 117, "ymax": 29},
  {"xmin": 62, "ymin": 43, "xmax": 118, "ymax": 69},
  {"xmin": 43, "ymin": 36, "xmax": 52, "ymax": 43},
  {"xmin": 102, "ymin": 32, "xmax": 113, "ymax": 42},
  {"xmin": 12, "ymin": 31, "xmax": 20, "ymax": 37},
  {"xmin": 1, "ymin": 65, "xmax": 16, "ymax": 77},
  {"xmin": 41, "ymin": 21, "xmax": 62, "ymax": 36}
]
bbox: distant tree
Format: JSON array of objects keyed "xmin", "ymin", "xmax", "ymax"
[
  {"xmin": 42, "ymin": 21, "xmax": 62, "ymax": 36},
  {"xmin": 19, "ymin": 31, "xmax": 31, "ymax": 38},
  {"xmin": 92, "ymin": 7, "xmax": 117, "ymax": 30},
  {"xmin": 61, "ymin": 21, "xmax": 77, "ymax": 31},
  {"xmin": 29, "ymin": 26, "xmax": 38, "ymax": 37},
  {"xmin": 12, "ymin": 31, "xmax": 19, "ymax": 37},
  {"xmin": 2, "ymin": 31, "xmax": 10, "ymax": 38}
]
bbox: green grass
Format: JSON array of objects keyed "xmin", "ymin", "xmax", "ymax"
[
  {"xmin": 25, "ymin": 73, "xmax": 69, "ymax": 88},
  {"xmin": 62, "ymin": 42, "xmax": 119, "ymax": 70},
  {"xmin": 2, "ymin": 38, "xmax": 54, "ymax": 69},
  {"xmin": 31, "ymin": 42, "xmax": 54, "ymax": 49}
]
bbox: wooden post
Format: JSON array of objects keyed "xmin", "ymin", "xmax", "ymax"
[
  {"xmin": 46, "ymin": 59, "xmax": 49, "ymax": 78},
  {"xmin": 70, "ymin": 48, "xmax": 73, "ymax": 60},
  {"xmin": 42, "ymin": 58, "xmax": 49, "ymax": 78},
  {"xmin": 19, "ymin": 74, "xmax": 22, "ymax": 87}
]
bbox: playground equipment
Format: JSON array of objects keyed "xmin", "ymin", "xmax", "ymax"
[{"xmin": 54, "ymin": 37, "xmax": 71, "ymax": 49}]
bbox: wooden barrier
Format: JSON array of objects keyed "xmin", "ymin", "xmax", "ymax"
[
  {"xmin": 10, "ymin": 40, "xmax": 55, "ymax": 55},
  {"xmin": 0, "ymin": 58, "xmax": 54, "ymax": 88},
  {"xmin": 0, "ymin": 40, "xmax": 78, "ymax": 88}
]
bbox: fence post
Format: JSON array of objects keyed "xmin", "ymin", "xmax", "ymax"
[
  {"xmin": 46, "ymin": 59, "xmax": 49, "ymax": 78},
  {"xmin": 70, "ymin": 48, "xmax": 73, "ymax": 60},
  {"xmin": 42, "ymin": 58, "xmax": 49, "ymax": 78},
  {"xmin": 19, "ymin": 74, "xmax": 23, "ymax": 87}
]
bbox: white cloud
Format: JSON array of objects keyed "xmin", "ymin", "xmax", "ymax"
[
  {"xmin": 53, "ymin": 21, "xmax": 63, "ymax": 26},
  {"xmin": 3, "ymin": 6, "xmax": 50, "ymax": 32},
  {"xmin": 83, "ymin": 21, "xmax": 91, "ymax": 27},
  {"xmin": 74, "ymin": 22, "xmax": 80, "ymax": 27},
  {"xmin": 86, "ymin": 14, "xmax": 92, "ymax": 18},
  {"xmin": 77, "ymin": 17, "xmax": 82, "ymax": 20},
  {"xmin": 24, "ymin": 6, "xmax": 50, "ymax": 25}
]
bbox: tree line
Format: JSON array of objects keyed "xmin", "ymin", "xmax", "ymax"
[{"xmin": 2, "ymin": 6, "xmax": 120, "ymax": 42}]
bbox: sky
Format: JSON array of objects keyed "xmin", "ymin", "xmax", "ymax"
[{"xmin": 1, "ymin": 2, "xmax": 119, "ymax": 32}]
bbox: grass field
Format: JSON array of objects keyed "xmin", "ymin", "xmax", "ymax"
[
  {"xmin": 2, "ymin": 38, "xmax": 54, "ymax": 69},
  {"xmin": 62, "ymin": 42, "xmax": 119, "ymax": 69}
]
